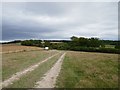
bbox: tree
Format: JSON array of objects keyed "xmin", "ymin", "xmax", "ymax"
[
  {"xmin": 21, "ymin": 40, "xmax": 42, "ymax": 47},
  {"xmin": 71, "ymin": 36, "xmax": 78, "ymax": 41},
  {"xmin": 89, "ymin": 38, "xmax": 101, "ymax": 47},
  {"xmin": 78, "ymin": 37, "xmax": 89, "ymax": 47},
  {"xmin": 115, "ymin": 41, "xmax": 120, "ymax": 49},
  {"xmin": 44, "ymin": 41, "xmax": 51, "ymax": 47}
]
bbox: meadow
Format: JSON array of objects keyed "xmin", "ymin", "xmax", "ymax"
[
  {"xmin": 7, "ymin": 53, "xmax": 63, "ymax": 88},
  {"xmin": 56, "ymin": 51, "xmax": 118, "ymax": 88},
  {"xmin": 2, "ymin": 44, "xmax": 42, "ymax": 54},
  {"xmin": 2, "ymin": 50, "xmax": 58, "ymax": 81},
  {"xmin": 1, "ymin": 44, "xmax": 119, "ymax": 88}
]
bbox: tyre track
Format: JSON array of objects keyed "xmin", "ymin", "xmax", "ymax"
[
  {"xmin": 34, "ymin": 52, "xmax": 66, "ymax": 88},
  {"xmin": 2, "ymin": 51, "xmax": 61, "ymax": 88}
]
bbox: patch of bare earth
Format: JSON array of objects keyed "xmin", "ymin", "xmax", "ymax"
[{"xmin": 34, "ymin": 52, "xmax": 66, "ymax": 88}]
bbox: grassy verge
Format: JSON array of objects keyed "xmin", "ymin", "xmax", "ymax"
[
  {"xmin": 2, "ymin": 50, "xmax": 58, "ymax": 81},
  {"xmin": 56, "ymin": 51, "xmax": 118, "ymax": 88},
  {"xmin": 6, "ymin": 52, "xmax": 63, "ymax": 88}
]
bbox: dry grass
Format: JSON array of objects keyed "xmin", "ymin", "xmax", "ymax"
[
  {"xmin": 56, "ymin": 51, "xmax": 118, "ymax": 88},
  {"xmin": 0, "ymin": 44, "xmax": 2, "ymax": 52},
  {"xmin": 2, "ymin": 44, "xmax": 42, "ymax": 53},
  {"xmin": 6, "ymin": 52, "xmax": 63, "ymax": 88},
  {"xmin": 2, "ymin": 49, "xmax": 58, "ymax": 81}
]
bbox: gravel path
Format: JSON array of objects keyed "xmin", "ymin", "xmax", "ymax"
[
  {"xmin": 34, "ymin": 52, "xmax": 66, "ymax": 88},
  {"xmin": 2, "ymin": 52, "xmax": 61, "ymax": 88}
]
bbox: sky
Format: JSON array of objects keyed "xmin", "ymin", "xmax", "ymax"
[{"xmin": 2, "ymin": 2, "xmax": 118, "ymax": 42}]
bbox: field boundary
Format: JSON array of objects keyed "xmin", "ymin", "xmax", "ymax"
[{"xmin": 1, "ymin": 51, "xmax": 61, "ymax": 88}]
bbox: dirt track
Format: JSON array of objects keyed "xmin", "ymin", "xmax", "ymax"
[
  {"xmin": 34, "ymin": 52, "xmax": 66, "ymax": 88},
  {"xmin": 2, "ymin": 52, "xmax": 61, "ymax": 88}
]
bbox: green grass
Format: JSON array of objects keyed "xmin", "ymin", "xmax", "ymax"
[
  {"xmin": 56, "ymin": 51, "xmax": 118, "ymax": 88},
  {"xmin": 2, "ymin": 50, "xmax": 58, "ymax": 81},
  {"xmin": 105, "ymin": 45, "xmax": 115, "ymax": 48},
  {"xmin": 6, "ymin": 52, "xmax": 63, "ymax": 88}
]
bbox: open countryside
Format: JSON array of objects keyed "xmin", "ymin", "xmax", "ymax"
[
  {"xmin": 2, "ymin": 2, "xmax": 119, "ymax": 89},
  {"xmin": 1, "ymin": 39, "xmax": 119, "ymax": 88}
]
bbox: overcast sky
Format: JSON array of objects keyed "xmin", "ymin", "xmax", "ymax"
[{"xmin": 2, "ymin": 2, "xmax": 118, "ymax": 41}]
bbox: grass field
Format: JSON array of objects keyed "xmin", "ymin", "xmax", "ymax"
[
  {"xmin": 2, "ymin": 48, "xmax": 58, "ymax": 81},
  {"xmin": 56, "ymin": 51, "xmax": 118, "ymax": 88},
  {"xmin": 105, "ymin": 45, "xmax": 115, "ymax": 48},
  {"xmin": 6, "ymin": 52, "xmax": 63, "ymax": 88},
  {"xmin": 2, "ymin": 44, "xmax": 42, "ymax": 53},
  {"xmin": 2, "ymin": 44, "xmax": 119, "ymax": 88}
]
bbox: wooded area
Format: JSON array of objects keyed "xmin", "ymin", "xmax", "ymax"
[{"xmin": 2, "ymin": 36, "xmax": 120, "ymax": 54}]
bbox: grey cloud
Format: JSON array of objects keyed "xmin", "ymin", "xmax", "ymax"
[{"xmin": 2, "ymin": 2, "xmax": 118, "ymax": 41}]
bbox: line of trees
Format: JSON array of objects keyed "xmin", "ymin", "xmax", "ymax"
[
  {"xmin": 43, "ymin": 36, "xmax": 120, "ymax": 54},
  {"xmin": 21, "ymin": 40, "xmax": 42, "ymax": 47},
  {"xmin": 44, "ymin": 36, "xmax": 103, "ymax": 50},
  {"xmin": 20, "ymin": 36, "xmax": 120, "ymax": 54},
  {"xmin": 70, "ymin": 36, "xmax": 103, "ymax": 47}
]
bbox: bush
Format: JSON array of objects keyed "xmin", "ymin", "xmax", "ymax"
[
  {"xmin": 69, "ymin": 46, "xmax": 120, "ymax": 54},
  {"xmin": 21, "ymin": 40, "xmax": 42, "ymax": 47}
]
